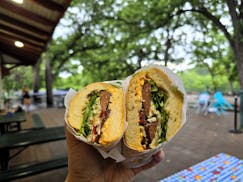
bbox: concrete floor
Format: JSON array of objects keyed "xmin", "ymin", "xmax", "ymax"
[
  {"xmin": 133, "ymin": 108, "xmax": 243, "ymax": 181},
  {"xmin": 7, "ymin": 100, "xmax": 243, "ymax": 182}
]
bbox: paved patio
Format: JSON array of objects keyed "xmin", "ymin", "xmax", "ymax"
[
  {"xmin": 133, "ymin": 107, "xmax": 243, "ymax": 181},
  {"xmin": 8, "ymin": 98, "xmax": 243, "ymax": 182}
]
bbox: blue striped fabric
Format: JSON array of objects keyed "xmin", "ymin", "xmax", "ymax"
[{"xmin": 160, "ymin": 153, "xmax": 243, "ymax": 182}]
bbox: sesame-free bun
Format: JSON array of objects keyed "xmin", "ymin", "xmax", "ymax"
[
  {"xmin": 124, "ymin": 67, "xmax": 184, "ymax": 151},
  {"xmin": 67, "ymin": 82, "xmax": 124, "ymax": 146}
]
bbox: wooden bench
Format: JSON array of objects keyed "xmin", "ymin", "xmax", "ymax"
[
  {"xmin": 31, "ymin": 113, "xmax": 45, "ymax": 129},
  {"xmin": 0, "ymin": 112, "xmax": 26, "ymax": 134},
  {"xmin": 0, "ymin": 157, "xmax": 67, "ymax": 182},
  {"xmin": 0, "ymin": 126, "xmax": 66, "ymax": 171}
]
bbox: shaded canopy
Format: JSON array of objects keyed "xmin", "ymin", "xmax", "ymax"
[{"xmin": 0, "ymin": 0, "xmax": 71, "ymax": 66}]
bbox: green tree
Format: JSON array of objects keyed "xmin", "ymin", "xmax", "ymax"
[
  {"xmin": 41, "ymin": 0, "xmax": 243, "ymax": 127},
  {"xmin": 47, "ymin": 0, "xmax": 189, "ymax": 84},
  {"xmin": 3, "ymin": 66, "xmax": 32, "ymax": 95},
  {"xmin": 178, "ymin": 0, "xmax": 243, "ymax": 127},
  {"xmin": 191, "ymin": 30, "xmax": 239, "ymax": 92}
]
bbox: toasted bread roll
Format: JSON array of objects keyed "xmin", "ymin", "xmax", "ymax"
[
  {"xmin": 124, "ymin": 67, "xmax": 184, "ymax": 151},
  {"xmin": 67, "ymin": 82, "xmax": 124, "ymax": 146}
]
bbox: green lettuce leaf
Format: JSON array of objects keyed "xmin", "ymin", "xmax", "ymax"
[
  {"xmin": 80, "ymin": 91, "xmax": 100, "ymax": 137},
  {"xmin": 150, "ymin": 80, "xmax": 169, "ymax": 143}
]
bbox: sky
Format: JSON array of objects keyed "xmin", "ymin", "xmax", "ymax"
[
  {"xmin": 52, "ymin": 2, "xmax": 231, "ymax": 78},
  {"xmin": 53, "ymin": 18, "xmax": 195, "ymax": 79}
]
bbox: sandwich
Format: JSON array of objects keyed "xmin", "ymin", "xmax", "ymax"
[
  {"xmin": 67, "ymin": 82, "xmax": 124, "ymax": 147},
  {"xmin": 124, "ymin": 67, "xmax": 184, "ymax": 151}
]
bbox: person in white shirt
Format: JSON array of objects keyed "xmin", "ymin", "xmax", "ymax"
[{"xmin": 196, "ymin": 92, "xmax": 210, "ymax": 115}]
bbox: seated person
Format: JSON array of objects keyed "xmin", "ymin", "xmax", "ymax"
[{"xmin": 196, "ymin": 91, "xmax": 210, "ymax": 115}]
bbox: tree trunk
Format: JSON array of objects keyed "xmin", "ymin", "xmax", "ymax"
[
  {"xmin": 224, "ymin": 66, "xmax": 234, "ymax": 94},
  {"xmin": 32, "ymin": 59, "xmax": 40, "ymax": 93},
  {"xmin": 32, "ymin": 60, "xmax": 41, "ymax": 103},
  {"xmin": 212, "ymin": 78, "xmax": 217, "ymax": 92},
  {"xmin": 45, "ymin": 55, "xmax": 53, "ymax": 107},
  {"xmin": 209, "ymin": 68, "xmax": 217, "ymax": 92},
  {"xmin": 234, "ymin": 50, "xmax": 243, "ymax": 89},
  {"xmin": 232, "ymin": 41, "xmax": 243, "ymax": 129},
  {"xmin": 0, "ymin": 57, "xmax": 3, "ymax": 110},
  {"xmin": 164, "ymin": 38, "xmax": 171, "ymax": 67},
  {"xmin": 228, "ymin": 80, "xmax": 234, "ymax": 95}
]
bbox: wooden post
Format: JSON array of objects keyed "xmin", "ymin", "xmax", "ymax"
[
  {"xmin": 45, "ymin": 54, "xmax": 53, "ymax": 107},
  {"xmin": 0, "ymin": 57, "xmax": 3, "ymax": 111},
  {"xmin": 32, "ymin": 59, "xmax": 41, "ymax": 103},
  {"xmin": 33, "ymin": 59, "xmax": 40, "ymax": 93}
]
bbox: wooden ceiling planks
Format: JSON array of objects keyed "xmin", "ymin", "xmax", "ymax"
[{"xmin": 0, "ymin": 0, "xmax": 72, "ymax": 66}]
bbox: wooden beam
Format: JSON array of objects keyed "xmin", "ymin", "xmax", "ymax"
[
  {"xmin": 0, "ymin": 0, "xmax": 56, "ymax": 26},
  {"xmin": 0, "ymin": 44, "xmax": 39, "ymax": 65},
  {"xmin": 30, "ymin": 0, "xmax": 65, "ymax": 12},
  {"xmin": 0, "ymin": 31, "xmax": 45, "ymax": 49},
  {"xmin": 0, "ymin": 12, "xmax": 51, "ymax": 36},
  {"xmin": 0, "ymin": 23, "xmax": 48, "ymax": 43},
  {"xmin": 0, "ymin": 37, "xmax": 43, "ymax": 53}
]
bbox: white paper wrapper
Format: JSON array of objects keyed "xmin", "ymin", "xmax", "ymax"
[
  {"xmin": 64, "ymin": 82, "xmax": 126, "ymax": 162},
  {"xmin": 121, "ymin": 64, "xmax": 187, "ymax": 168},
  {"xmin": 64, "ymin": 65, "xmax": 187, "ymax": 167}
]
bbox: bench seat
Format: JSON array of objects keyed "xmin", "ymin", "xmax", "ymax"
[
  {"xmin": 0, "ymin": 126, "xmax": 66, "ymax": 170},
  {"xmin": 32, "ymin": 113, "xmax": 45, "ymax": 129},
  {"xmin": 0, "ymin": 157, "xmax": 67, "ymax": 181}
]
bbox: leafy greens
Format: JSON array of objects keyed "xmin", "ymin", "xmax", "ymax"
[
  {"xmin": 80, "ymin": 91, "xmax": 100, "ymax": 137},
  {"xmin": 150, "ymin": 80, "xmax": 169, "ymax": 143}
]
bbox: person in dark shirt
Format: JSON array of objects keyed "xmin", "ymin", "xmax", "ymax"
[{"xmin": 22, "ymin": 85, "xmax": 30, "ymax": 111}]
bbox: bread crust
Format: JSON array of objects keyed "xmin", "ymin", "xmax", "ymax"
[
  {"xmin": 67, "ymin": 82, "xmax": 124, "ymax": 146},
  {"xmin": 124, "ymin": 68, "xmax": 184, "ymax": 151}
]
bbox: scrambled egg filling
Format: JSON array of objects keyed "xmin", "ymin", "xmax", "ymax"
[{"xmin": 86, "ymin": 97, "xmax": 102, "ymax": 142}]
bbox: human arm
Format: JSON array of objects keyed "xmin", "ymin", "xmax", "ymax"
[{"xmin": 65, "ymin": 126, "xmax": 164, "ymax": 182}]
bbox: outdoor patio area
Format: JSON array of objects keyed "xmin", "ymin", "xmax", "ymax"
[
  {"xmin": 1, "ymin": 1, "xmax": 243, "ymax": 182},
  {"xmin": 134, "ymin": 106, "xmax": 243, "ymax": 181},
  {"xmin": 4, "ymin": 95, "xmax": 242, "ymax": 182}
]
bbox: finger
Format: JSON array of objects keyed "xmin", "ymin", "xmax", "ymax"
[
  {"xmin": 132, "ymin": 150, "xmax": 165, "ymax": 175},
  {"xmin": 65, "ymin": 125, "xmax": 102, "ymax": 157},
  {"xmin": 65, "ymin": 125, "xmax": 76, "ymax": 142}
]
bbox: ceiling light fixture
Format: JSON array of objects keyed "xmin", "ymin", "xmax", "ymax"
[
  {"xmin": 11, "ymin": 0, "xmax": 24, "ymax": 4},
  {"xmin": 14, "ymin": 41, "xmax": 24, "ymax": 48}
]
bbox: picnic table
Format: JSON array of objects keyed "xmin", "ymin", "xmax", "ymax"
[
  {"xmin": 0, "ymin": 112, "xmax": 26, "ymax": 135},
  {"xmin": 160, "ymin": 153, "xmax": 243, "ymax": 182},
  {"xmin": 0, "ymin": 126, "xmax": 65, "ymax": 171}
]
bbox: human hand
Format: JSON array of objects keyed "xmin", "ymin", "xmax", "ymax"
[{"xmin": 65, "ymin": 126, "xmax": 165, "ymax": 182}]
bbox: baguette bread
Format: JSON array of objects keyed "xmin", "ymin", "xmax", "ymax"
[
  {"xmin": 67, "ymin": 82, "xmax": 124, "ymax": 146},
  {"xmin": 124, "ymin": 67, "xmax": 184, "ymax": 151}
]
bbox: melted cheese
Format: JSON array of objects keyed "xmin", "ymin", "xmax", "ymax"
[{"xmin": 135, "ymin": 79, "xmax": 144, "ymax": 97}]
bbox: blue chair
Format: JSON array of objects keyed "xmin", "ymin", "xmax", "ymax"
[{"xmin": 211, "ymin": 92, "xmax": 233, "ymax": 116}]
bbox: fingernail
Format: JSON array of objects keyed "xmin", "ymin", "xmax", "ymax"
[{"xmin": 154, "ymin": 152, "xmax": 163, "ymax": 162}]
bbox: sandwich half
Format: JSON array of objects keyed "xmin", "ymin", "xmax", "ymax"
[
  {"xmin": 67, "ymin": 82, "xmax": 124, "ymax": 146},
  {"xmin": 124, "ymin": 67, "xmax": 184, "ymax": 151}
]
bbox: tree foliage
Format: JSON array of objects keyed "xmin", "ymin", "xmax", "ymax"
[
  {"xmin": 4, "ymin": 0, "xmax": 242, "ymax": 95},
  {"xmin": 179, "ymin": 67, "xmax": 239, "ymax": 93},
  {"xmin": 46, "ymin": 0, "xmax": 189, "ymax": 87},
  {"xmin": 2, "ymin": 66, "xmax": 32, "ymax": 96}
]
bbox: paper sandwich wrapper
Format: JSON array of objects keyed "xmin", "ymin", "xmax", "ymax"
[
  {"xmin": 64, "ymin": 80, "xmax": 127, "ymax": 163},
  {"xmin": 64, "ymin": 64, "xmax": 187, "ymax": 168},
  {"xmin": 121, "ymin": 64, "xmax": 187, "ymax": 168}
]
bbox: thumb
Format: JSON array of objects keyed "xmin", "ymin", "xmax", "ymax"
[{"xmin": 132, "ymin": 150, "xmax": 165, "ymax": 175}]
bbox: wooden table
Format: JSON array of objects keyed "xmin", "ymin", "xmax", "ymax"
[
  {"xmin": 0, "ymin": 112, "xmax": 26, "ymax": 135},
  {"xmin": 0, "ymin": 126, "xmax": 65, "ymax": 170}
]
